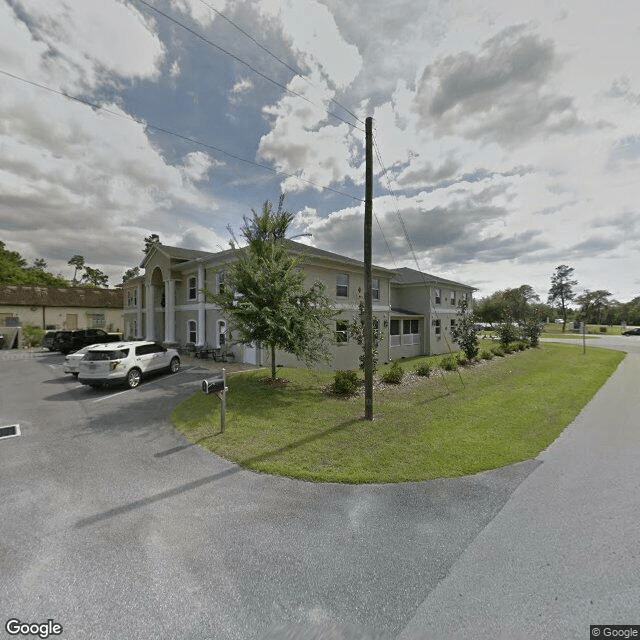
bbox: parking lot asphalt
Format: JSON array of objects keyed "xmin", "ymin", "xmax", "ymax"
[{"xmin": 0, "ymin": 337, "xmax": 637, "ymax": 639}]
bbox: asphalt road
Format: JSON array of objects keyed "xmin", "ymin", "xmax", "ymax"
[{"xmin": 0, "ymin": 337, "xmax": 637, "ymax": 639}]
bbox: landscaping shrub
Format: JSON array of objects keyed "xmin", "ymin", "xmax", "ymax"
[
  {"xmin": 382, "ymin": 361, "xmax": 404, "ymax": 384},
  {"xmin": 515, "ymin": 341, "xmax": 528, "ymax": 351},
  {"xmin": 441, "ymin": 354, "xmax": 458, "ymax": 371},
  {"xmin": 456, "ymin": 354, "xmax": 468, "ymax": 366},
  {"xmin": 492, "ymin": 346, "xmax": 505, "ymax": 357},
  {"xmin": 332, "ymin": 370, "xmax": 359, "ymax": 395},
  {"xmin": 416, "ymin": 364, "xmax": 431, "ymax": 377},
  {"xmin": 22, "ymin": 325, "xmax": 45, "ymax": 347},
  {"xmin": 496, "ymin": 321, "xmax": 519, "ymax": 348},
  {"xmin": 520, "ymin": 313, "xmax": 543, "ymax": 347},
  {"xmin": 480, "ymin": 349, "xmax": 494, "ymax": 360}
]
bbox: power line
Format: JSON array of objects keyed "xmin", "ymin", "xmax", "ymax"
[
  {"xmin": 193, "ymin": 0, "xmax": 366, "ymax": 126},
  {"xmin": 372, "ymin": 131, "xmax": 462, "ymax": 384},
  {"xmin": 134, "ymin": 0, "xmax": 364, "ymax": 132},
  {"xmin": 0, "ymin": 68, "xmax": 364, "ymax": 203}
]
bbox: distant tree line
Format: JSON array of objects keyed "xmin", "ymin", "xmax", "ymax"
[
  {"xmin": 0, "ymin": 241, "xmax": 140, "ymax": 288},
  {"xmin": 474, "ymin": 265, "xmax": 640, "ymax": 327}
]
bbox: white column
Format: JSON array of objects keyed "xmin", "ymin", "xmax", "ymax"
[
  {"xmin": 164, "ymin": 279, "xmax": 175, "ymax": 343},
  {"xmin": 197, "ymin": 263, "xmax": 205, "ymax": 346},
  {"xmin": 136, "ymin": 284, "xmax": 143, "ymax": 339},
  {"xmin": 145, "ymin": 283, "xmax": 155, "ymax": 341}
]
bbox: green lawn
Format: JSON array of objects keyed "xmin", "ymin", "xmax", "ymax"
[{"xmin": 172, "ymin": 343, "xmax": 624, "ymax": 483}]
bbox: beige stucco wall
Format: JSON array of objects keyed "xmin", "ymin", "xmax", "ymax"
[{"xmin": 0, "ymin": 305, "xmax": 123, "ymax": 332}]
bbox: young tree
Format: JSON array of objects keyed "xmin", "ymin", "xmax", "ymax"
[
  {"xmin": 548, "ymin": 265, "xmax": 577, "ymax": 332},
  {"xmin": 206, "ymin": 196, "xmax": 335, "ymax": 380},
  {"xmin": 450, "ymin": 299, "xmax": 479, "ymax": 360},
  {"xmin": 348, "ymin": 299, "xmax": 384, "ymax": 373},
  {"xmin": 68, "ymin": 255, "xmax": 85, "ymax": 284}
]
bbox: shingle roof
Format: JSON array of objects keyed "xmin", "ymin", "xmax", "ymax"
[
  {"xmin": 391, "ymin": 267, "xmax": 475, "ymax": 289},
  {"xmin": 0, "ymin": 285, "xmax": 123, "ymax": 308},
  {"xmin": 150, "ymin": 240, "xmax": 397, "ymax": 275}
]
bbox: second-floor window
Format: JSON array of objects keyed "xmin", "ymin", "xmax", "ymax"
[
  {"xmin": 188, "ymin": 276, "xmax": 197, "ymax": 300},
  {"xmin": 435, "ymin": 288, "xmax": 441, "ymax": 304},
  {"xmin": 372, "ymin": 277, "xmax": 380, "ymax": 300},
  {"xmin": 450, "ymin": 290, "xmax": 456, "ymax": 305},
  {"xmin": 336, "ymin": 274, "xmax": 349, "ymax": 297},
  {"xmin": 216, "ymin": 270, "xmax": 225, "ymax": 295}
]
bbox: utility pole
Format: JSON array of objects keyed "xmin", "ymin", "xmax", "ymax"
[{"xmin": 364, "ymin": 117, "xmax": 374, "ymax": 420}]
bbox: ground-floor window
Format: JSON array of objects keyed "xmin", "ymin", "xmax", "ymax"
[
  {"xmin": 336, "ymin": 320, "xmax": 349, "ymax": 343},
  {"xmin": 87, "ymin": 313, "xmax": 105, "ymax": 328},
  {"xmin": 434, "ymin": 319, "xmax": 441, "ymax": 335},
  {"xmin": 403, "ymin": 319, "xmax": 420, "ymax": 345},
  {"xmin": 389, "ymin": 319, "xmax": 400, "ymax": 346},
  {"xmin": 187, "ymin": 320, "xmax": 197, "ymax": 344}
]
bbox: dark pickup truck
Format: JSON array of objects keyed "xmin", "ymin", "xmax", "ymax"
[{"xmin": 55, "ymin": 329, "xmax": 122, "ymax": 354}]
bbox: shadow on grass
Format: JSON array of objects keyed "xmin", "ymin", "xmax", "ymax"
[{"xmin": 75, "ymin": 415, "xmax": 362, "ymax": 529}]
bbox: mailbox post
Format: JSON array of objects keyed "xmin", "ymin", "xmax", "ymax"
[{"xmin": 202, "ymin": 368, "xmax": 228, "ymax": 433}]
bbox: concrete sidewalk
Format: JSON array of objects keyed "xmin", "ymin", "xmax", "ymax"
[{"xmin": 397, "ymin": 339, "xmax": 640, "ymax": 640}]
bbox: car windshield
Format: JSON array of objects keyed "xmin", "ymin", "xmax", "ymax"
[{"xmin": 84, "ymin": 349, "xmax": 129, "ymax": 361}]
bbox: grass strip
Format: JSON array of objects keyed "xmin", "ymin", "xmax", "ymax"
[{"xmin": 171, "ymin": 343, "xmax": 623, "ymax": 483}]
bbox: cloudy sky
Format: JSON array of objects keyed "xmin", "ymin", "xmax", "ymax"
[{"xmin": 1, "ymin": 0, "xmax": 639, "ymax": 301}]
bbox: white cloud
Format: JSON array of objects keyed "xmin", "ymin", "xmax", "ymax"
[{"xmin": 256, "ymin": 0, "xmax": 362, "ymax": 89}]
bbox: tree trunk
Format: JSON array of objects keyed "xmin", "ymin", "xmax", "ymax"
[{"xmin": 271, "ymin": 344, "xmax": 276, "ymax": 380}]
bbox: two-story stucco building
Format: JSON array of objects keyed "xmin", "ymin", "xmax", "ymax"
[{"xmin": 121, "ymin": 240, "xmax": 475, "ymax": 370}]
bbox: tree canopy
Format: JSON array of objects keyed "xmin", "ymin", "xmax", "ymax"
[
  {"xmin": 548, "ymin": 265, "xmax": 577, "ymax": 331},
  {"xmin": 206, "ymin": 196, "xmax": 335, "ymax": 380},
  {"xmin": 0, "ymin": 241, "xmax": 68, "ymax": 286}
]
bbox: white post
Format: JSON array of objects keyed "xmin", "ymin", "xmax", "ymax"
[
  {"xmin": 197, "ymin": 263, "xmax": 205, "ymax": 346},
  {"xmin": 164, "ymin": 279, "xmax": 175, "ymax": 343},
  {"xmin": 136, "ymin": 284, "xmax": 143, "ymax": 339},
  {"xmin": 145, "ymin": 283, "xmax": 155, "ymax": 341}
]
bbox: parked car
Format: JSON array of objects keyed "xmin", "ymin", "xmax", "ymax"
[
  {"xmin": 622, "ymin": 327, "xmax": 640, "ymax": 336},
  {"xmin": 77, "ymin": 341, "xmax": 180, "ymax": 389},
  {"xmin": 46, "ymin": 330, "xmax": 74, "ymax": 352},
  {"xmin": 63, "ymin": 343, "xmax": 104, "ymax": 377},
  {"xmin": 56, "ymin": 329, "xmax": 122, "ymax": 355}
]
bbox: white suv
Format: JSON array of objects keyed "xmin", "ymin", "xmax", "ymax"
[{"xmin": 77, "ymin": 341, "xmax": 180, "ymax": 389}]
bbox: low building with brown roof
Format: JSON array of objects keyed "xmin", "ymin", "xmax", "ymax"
[{"xmin": 0, "ymin": 285, "xmax": 124, "ymax": 333}]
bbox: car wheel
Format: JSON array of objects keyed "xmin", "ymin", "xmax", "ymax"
[
  {"xmin": 169, "ymin": 357, "xmax": 180, "ymax": 373},
  {"xmin": 126, "ymin": 368, "xmax": 142, "ymax": 389}
]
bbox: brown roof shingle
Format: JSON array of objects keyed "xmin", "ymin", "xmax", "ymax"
[{"xmin": 0, "ymin": 285, "xmax": 123, "ymax": 308}]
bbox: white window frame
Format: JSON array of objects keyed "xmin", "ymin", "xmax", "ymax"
[
  {"xmin": 187, "ymin": 319, "xmax": 197, "ymax": 344},
  {"xmin": 372, "ymin": 277, "xmax": 380, "ymax": 300},
  {"xmin": 450, "ymin": 290, "xmax": 456, "ymax": 305},
  {"xmin": 188, "ymin": 276, "xmax": 198, "ymax": 301},
  {"xmin": 403, "ymin": 319, "xmax": 420, "ymax": 345},
  {"xmin": 434, "ymin": 319, "xmax": 441, "ymax": 335},
  {"xmin": 216, "ymin": 270, "xmax": 225, "ymax": 295},
  {"xmin": 336, "ymin": 273, "xmax": 349, "ymax": 298},
  {"xmin": 435, "ymin": 288, "xmax": 441, "ymax": 304}
]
